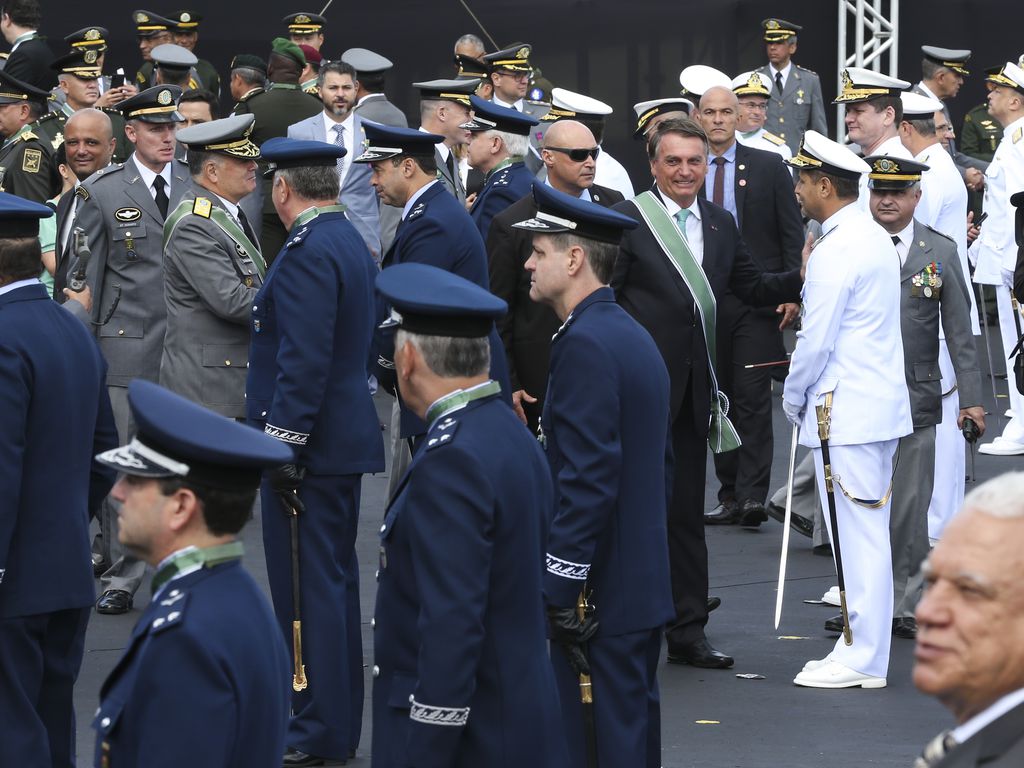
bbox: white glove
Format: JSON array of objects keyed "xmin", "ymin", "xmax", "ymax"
[{"xmin": 782, "ymin": 398, "xmax": 804, "ymax": 426}]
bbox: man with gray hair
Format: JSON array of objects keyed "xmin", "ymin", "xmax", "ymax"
[
  {"xmin": 463, "ymin": 94, "xmax": 537, "ymax": 239},
  {"xmin": 160, "ymin": 114, "xmax": 263, "ymax": 417},
  {"xmin": 248, "ymin": 136, "xmax": 383, "ymax": 767},
  {"xmin": 453, "ymin": 32, "xmax": 486, "ymax": 63},
  {"xmin": 912, "ymin": 472, "xmax": 1024, "ymax": 767}
]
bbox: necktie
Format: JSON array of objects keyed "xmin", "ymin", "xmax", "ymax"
[
  {"xmin": 332, "ymin": 124, "xmax": 346, "ymax": 181},
  {"xmin": 712, "ymin": 156, "xmax": 726, "ymax": 207},
  {"xmin": 674, "ymin": 208, "xmax": 691, "ymax": 243},
  {"xmin": 237, "ymin": 207, "xmax": 259, "ymax": 249},
  {"xmin": 152, "ymin": 175, "xmax": 169, "ymax": 219},
  {"xmin": 446, "ymin": 151, "xmax": 458, "ymax": 183},
  {"xmin": 775, "ymin": 71, "xmax": 784, "ymax": 94},
  {"xmin": 913, "ymin": 731, "xmax": 956, "ymax": 768},
  {"xmin": 891, "ymin": 235, "xmax": 900, "ymax": 246}
]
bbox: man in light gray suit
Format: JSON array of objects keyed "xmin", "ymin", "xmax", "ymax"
[
  {"xmin": 63, "ymin": 85, "xmax": 190, "ymax": 614},
  {"xmin": 414, "ymin": 77, "xmax": 478, "ymax": 204},
  {"xmin": 343, "ymin": 47, "xmax": 407, "ymax": 127},
  {"xmin": 160, "ymin": 114, "xmax": 264, "ymax": 418},
  {"xmin": 287, "ymin": 60, "xmax": 382, "ymax": 258},
  {"xmin": 912, "ymin": 472, "xmax": 1024, "ymax": 768},
  {"xmin": 757, "ymin": 18, "xmax": 827, "ymax": 156},
  {"xmin": 863, "ymin": 155, "xmax": 983, "ymax": 640}
]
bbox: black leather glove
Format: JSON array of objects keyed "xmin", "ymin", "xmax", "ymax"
[
  {"xmin": 269, "ymin": 464, "xmax": 306, "ymax": 515},
  {"xmin": 547, "ymin": 605, "xmax": 599, "ymax": 676}
]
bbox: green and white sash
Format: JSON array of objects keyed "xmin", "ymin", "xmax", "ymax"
[
  {"xmin": 633, "ymin": 191, "xmax": 741, "ymax": 453},
  {"xmin": 164, "ymin": 198, "xmax": 266, "ymax": 278}
]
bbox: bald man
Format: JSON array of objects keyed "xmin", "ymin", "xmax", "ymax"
[{"xmin": 487, "ymin": 120, "xmax": 625, "ymax": 430}]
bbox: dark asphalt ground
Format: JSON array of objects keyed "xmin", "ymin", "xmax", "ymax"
[{"xmin": 72, "ymin": 326, "xmax": 1018, "ymax": 767}]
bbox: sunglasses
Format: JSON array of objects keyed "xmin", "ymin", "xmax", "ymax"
[{"xmin": 546, "ymin": 146, "xmax": 601, "ymax": 162}]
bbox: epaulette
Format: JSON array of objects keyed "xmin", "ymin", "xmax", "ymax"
[
  {"xmin": 285, "ymin": 225, "xmax": 310, "ymax": 248},
  {"xmin": 303, "ymin": 85, "xmax": 319, "ymax": 96},
  {"xmin": 795, "ymin": 64, "xmax": 818, "ymax": 74},
  {"xmin": 763, "ymin": 131, "xmax": 786, "ymax": 146},
  {"xmin": 148, "ymin": 587, "xmax": 189, "ymax": 634},
  {"xmin": 192, "ymin": 197, "xmax": 212, "ymax": 218},
  {"xmin": 924, "ymin": 223, "xmax": 956, "ymax": 244},
  {"xmin": 36, "ymin": 112, "xmax": 61, "ymax": 124},
  {"xmin": 87, "ymin": 162, "xmax": 124, "ymax": 183},
  {"xmin": 492, "ymin": 168, "xmax": 511, "ymax": 186},
  {"xmin": 1014, "ymin": 127, "xmax": 1023, "ymax": 144},
  {"xmin": 238, "ymin": 87, "xmax": 264, "ymax": 103},
  {"xmin": 425, "ymin": 416, "xmax": 459, "ymax": 450},
  {"xmin": 17, "ymin": 129, "xmax": 39, "ymax": 143},
  {"xmin": 407, "ymin": 201, "xmax": 427, "ymax": 221}
]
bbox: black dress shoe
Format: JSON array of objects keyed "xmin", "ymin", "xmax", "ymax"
[
  {"xmin": 667, "ymin": 638, "xmax": 734, "ymax": 669},
  {"xmin": 812, "ymin": 543, "xmax": 833, "ymax": 557},
  {"xmin": 706, "ymin": 596, "xmax": 721, "ymax": 613},
  {"xmin": 282, "ymin": 748, "xmax": 331, "ymax": 766},
  {"xmin": 739, "ymin": 500, "xmax": 767, "ymax": 527},
  {"xmin": 704, "ymin": 500, "xmax": 741, "ymax": 525},
  {"xmin": 763, "ymin": 502, "xmax": 814, "ymax": 538},
  {"xmin": 893, "ymin": 617, "xmax": 918, "ymax": 639},
  {"xmin": 824, "ymin": 614, "xmax": 843, "ymax": 633},
  {"xmin": 92, "ymin": 558, "xmax": 111, "ymax": 577},
  {"xmin": 96, "ymin": 589, "xmax": 132, "ymax": 615}
]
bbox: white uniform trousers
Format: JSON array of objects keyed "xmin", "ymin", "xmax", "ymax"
[
  {"xmin": 928, "ymin": 341, "xmax": 967, "ymax": 541},
  {"xmin": 812, "ymin": 440, "xmax": 897, "ymax": 679}
]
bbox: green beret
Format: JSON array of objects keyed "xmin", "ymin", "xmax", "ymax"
[{"xmin": 270, "ymin": 37, "xmax": 306, "ymax": 67}]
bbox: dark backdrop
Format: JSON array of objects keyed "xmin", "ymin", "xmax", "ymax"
[{"xmin": 43, "ymin": 0, "xmax": 1016, "ymax": 186}]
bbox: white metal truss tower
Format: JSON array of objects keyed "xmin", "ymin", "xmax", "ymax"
[{"xmin": 836, "ymin": 0, "xmax": 901, "ymax": 139}]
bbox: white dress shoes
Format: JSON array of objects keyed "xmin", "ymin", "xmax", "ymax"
[
  {"xmin": 978, "ymin": 437, "xmax": 1024, "ymax": 456},
  {"xmin": 821, "ymin": 586, "xmax": 840, "ymax": 606},
  {"xmin": 793, "ymin": 660, "xmax": 886, "ymax": 689}
]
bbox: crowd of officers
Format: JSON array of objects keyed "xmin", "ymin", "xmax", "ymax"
[{"xmin": 3, "ymin": 1, "xmax": 1024, "ymax": 765}]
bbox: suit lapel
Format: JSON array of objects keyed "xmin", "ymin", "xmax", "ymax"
[{"xmin": 733, "ymin": 145, "xmax": 748, "ymax": 230}]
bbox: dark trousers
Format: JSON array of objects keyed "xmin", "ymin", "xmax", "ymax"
[
  {"xmin": 0, "ymin": 606, "xmax": 90, "ymax": 768},
  {"xmin": 551, "ymin": 628, "xmax": 662, "ymax": 768},
  {"xmin": 262, "ymin": 474, "xmax": 363, "ymax": 761},
  {"xmin": 713, "ymin": 302, "xmax": 783, "ymax": 505},
  {"xmin": 665, "ymin": 380, "xmax": 711, "ymax": 646}
]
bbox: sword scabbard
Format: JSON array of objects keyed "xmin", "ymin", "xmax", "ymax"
[
  {"xmin": 292, "ymin": 620, "xmax": 308, "ymax": 691},
  {"xmin": 839, "ymin": 590, "xmax": 853, "ymax": 646},
  {"xmin": 579, "ymin": 673, "xmax": 593, "ymax": 704}
]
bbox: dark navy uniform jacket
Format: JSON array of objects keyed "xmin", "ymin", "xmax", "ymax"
[
  {"xmin": 247, "ymin": 209, "xmax": 385, "ymax": 475},
  {"xmin": 372, "ymin": 392, "xmax": 567, "ymax": 768},
  {"xmin": 469, "ymin": 160, "xmax": 534, "ymax": 241},
  {"xmin": 0, "ymin": 282, "xmax": 117, "ymax": 619},
  {"xmin": 541, "ymin": 287, "xmax": 675, "ymax": 636},
  {"xmin": 376, "ymin": 182, "xmax": 510, "ymax": 438},
  {"xmin": 93, "ymin": 560, "xmax": 291, "ymax": 768}
]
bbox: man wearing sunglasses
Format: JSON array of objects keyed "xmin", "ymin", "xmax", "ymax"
[{"xmin": 488, "ymin": 120, "xmax": 625, "ymax": 430}]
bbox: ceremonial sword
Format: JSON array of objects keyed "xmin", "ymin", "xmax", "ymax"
[
  {"xmin": 816, "ymin": 393, "xmax": 852, "ymax": 646},
  {"xmin": 279, "ymin": 490, "xmax": 309, "ymax": 691},
  {"xmin": 774, "ymin": 423, "xmax": 799, "ymax": 629}
]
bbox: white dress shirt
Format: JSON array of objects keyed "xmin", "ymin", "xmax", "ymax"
[
  {"xmin": 656, "ymin": 188, "xmax": 704, "ymax": 266},
  {"xmin": 132, "ymin": 155, "xmax": 173, "ymax": 203},
  {"xmin": 889, "ymin": 219, "xmax": 914, "ymax": 267},
  {"xmin": 323, "ymin": 111, "xmax": 355, "ymax": 187},
  {"xmin": 769, "ymin": 60, "xmax": 793, "ymax": 91}
]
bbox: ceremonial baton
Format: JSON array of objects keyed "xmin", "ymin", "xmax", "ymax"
[
  {"xmin": 815, "ymin": 393, "xmax": 853, "ymax": 646},
  {"xmin": 576, "ymin": 592, "xmax": 598, "ymax": 768},
  {"xmin": 774, "ymin": 423, "xmax": 799, "ymax": 629},
  {"xmin": 280, "ymin": 490, "xmax": 308, "ymax": 691},
  {"xmin": 743, "ymin": 358, "xmax": 790, "ymax": 370},
  {"xmin": 455, "ymin": 0, "xmax": 499, "ymax": 49}
]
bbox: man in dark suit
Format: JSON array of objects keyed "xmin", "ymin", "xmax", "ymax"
[
  {"xmin": 0, "ymin": 0, "xmax": 54, "ymax": 91},
  {"xmin": 0, "ymin": 192, "xmax": 117, "ymax": 768},
  {"xmin": 695, "ymin": 85, "xmax": 804, "ymax": 527},
  {"xmin": 912, "ymin": 473, "xmax": 1024, "ymax": 768},
  {"xmin": 488, "ymin": 119, "xmax": 623, "ymax": 429},
  {"xmin": 611, "ymin": 117, "xmax": 802, "ymax": 668}
]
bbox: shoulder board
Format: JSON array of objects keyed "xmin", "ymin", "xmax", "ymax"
[
  {"xmin": 303, "ymin": 85, "xmax": 319, "ymax": 95},
  {"xmin": 192, "ymin": 197, "xmax": 212, "ymax": 218},
  {"xmin": 100, "ymin": 107, "xmax": 121, "ymax": 116},
  {"xmin": 795, "ymin": 64, "xmax": 818, "ymax": 75},
  {"xmin": 763, "ymin": 131, "xmax": 785, "ymax": 146},
  {"xmin": 425, "ymin": 417, "xmax": 459, "ymax": 450},
  {"xmin": 75, "ymin": 185, "xmax": 90, "ymax": 201},
  {"xmin": 238, "ymin": 87, "xmax": 264, "ymax": 103},
  {"xmin": 1014, "ymin": 127, "xmax": 1023, "ymax": 144},
  {"xmin": 923, "ymin": 223, "xmax": 955, "ymax": 244},
  {"xmin": 89, "ymin": 162, "xmax": 124, "ymax": 181},
  {"xmin": 148, "ymin": 588, "xmax": 190, "ymax": 634},
  {"xmin": 36, "ymin": 112, "xmax": 60, "ymax": 124},
  {"xmin": 285, "ymin": 225, "xmax": 310, "ymax": 248},
  {"xmin": 407, "ymin": 201, "xmax": 427, "ymax": 221},
  {"xmin": 18, "ymin": 129, "xmax": 39, "ymax": 143}
]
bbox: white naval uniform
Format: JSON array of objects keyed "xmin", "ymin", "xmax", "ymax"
[
  {"xmin": 784, "ymin": 203, "xmax": 913, "ymax": 678},
  {"xmin": 736, "ymin": 128, "xmax": 792, "ymax": 161},
  {"xmin": 914, "ymin": 142, "xmax": 979, "ymax": 540},
  {"xmin": 595, "ymin": 149, "xmax": 634, "ymax": 200},
  {"xmin": 969, "ymin": 114, "xmax": 1024, "ymax": 445}
]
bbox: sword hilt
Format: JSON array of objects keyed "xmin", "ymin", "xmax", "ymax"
[
  {"xmin": 292, "ymin": 620, "xmax": 308, "ymax": 691},
  {"xmin": 814, "ymin": 392, "xmax": 834, "ymax": 442}
]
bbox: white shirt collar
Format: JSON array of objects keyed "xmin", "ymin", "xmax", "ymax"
[
  {"xmin": 770, "ymin": 60, "xmax": 793, "ymax": 80},
  {"xmin": 951, "ymin": 688, "xmax": 1024, "ymax": 745},
  {"xmin": 543, "ymin": 177, "xmax": 592, "ymax": 201},
  {"xmin": 323, "ymin": 110, "xmax": 355, "ymax": 145},
  {"xmin": 131, "ymin": 155, "xmax": 172, "ymax": 197},
  {"xmin": 402, "ymin": 179, "xmax": 439, "ymax": 219},
  {"xmin": 917, "ymin": 81, "xmax": 941, "ymax": 103},
  {"xmin": 1003, "ymin": 114, "xmax": 1024, "ymax": 139},
  {"xmin": 493, "ymin": 95, "xmax": 524, "ymax": 112},
  {"xmin": 10, "ymin": 30, "xmax": 36, "ymax": 51},
  {"xmin": 0, "ymin": 277, "xmax": 41, "ymax": 297},
  {"xmin": 655, "ymin": 186, "xmax": 700, "ymax": 222},
  {"xmin": 212, "ymin": 192, "xmax": 239, "ymax": 220},
  {"xmin": 820, "ymin": 200, "xmax": 860, "ymax": 235},
  {"xmin": 891, "ymin": 219, "xmax": 915, "ymax": 266}
]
